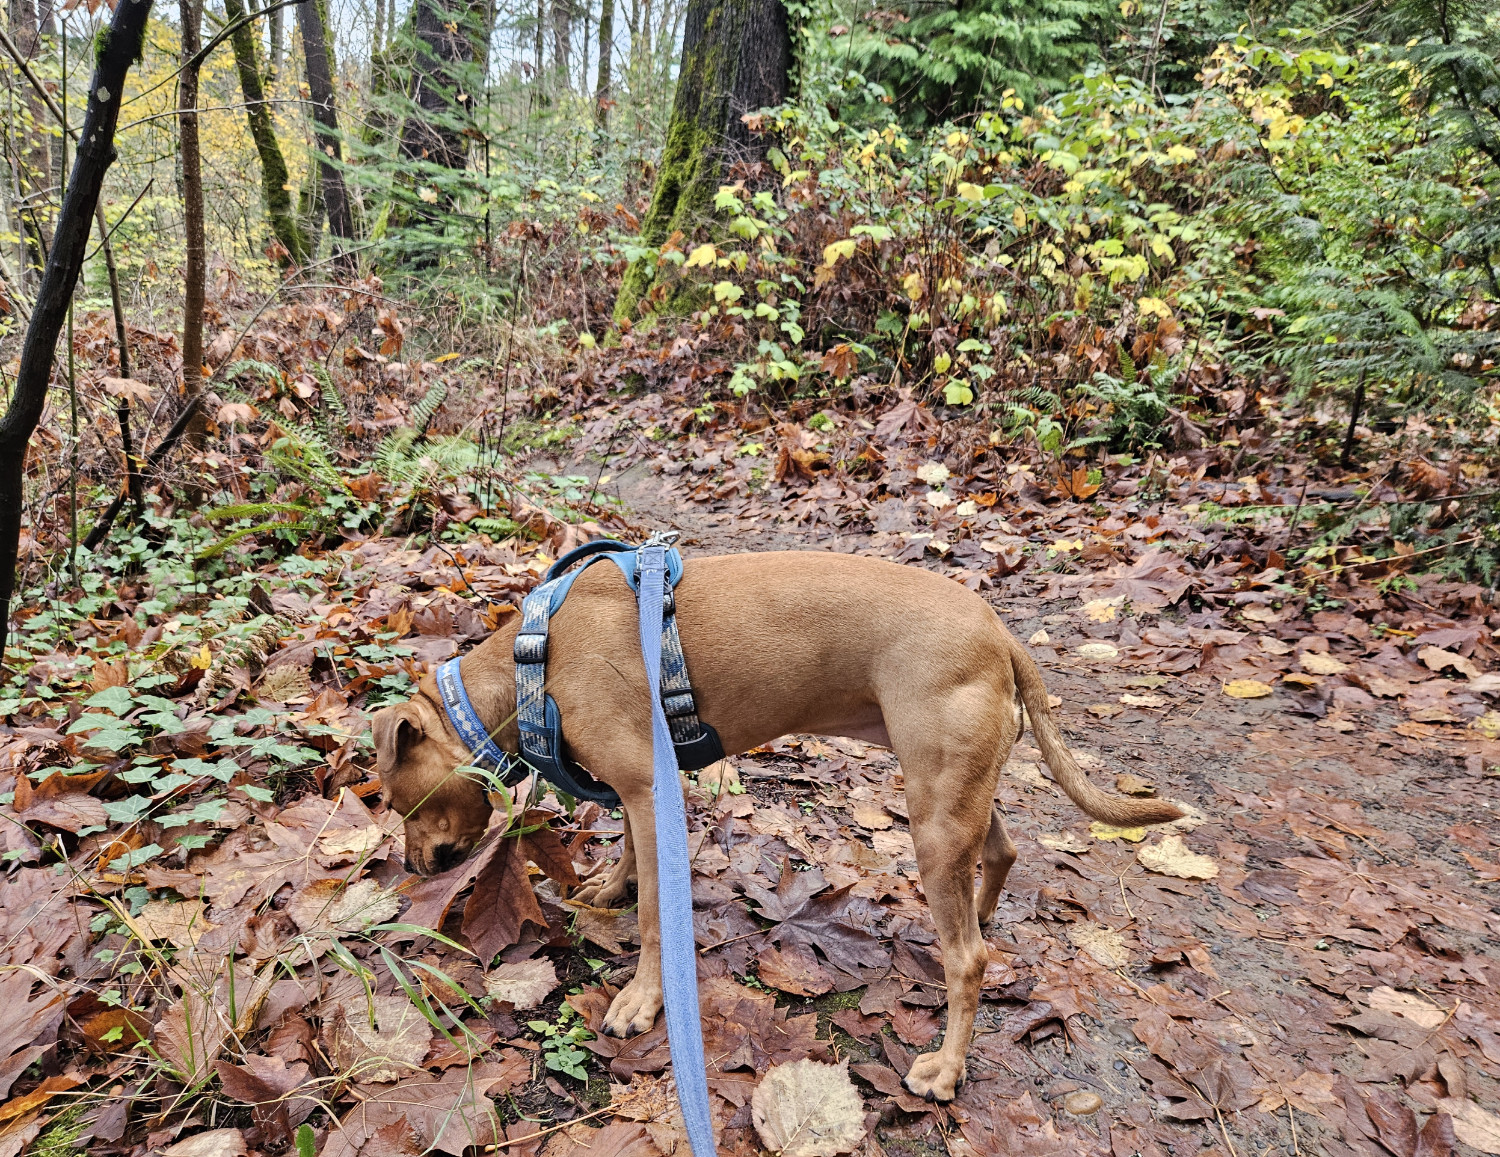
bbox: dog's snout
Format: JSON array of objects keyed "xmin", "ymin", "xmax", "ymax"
[
  {"xmin": 403, "ymin": 856, "xmax": 419, "ymax": 875},
  {"xmin": 432, "ymin": 843, "xmax": 464, "ymax": 873}
]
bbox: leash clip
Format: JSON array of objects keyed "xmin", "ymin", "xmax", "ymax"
[{"xmin": 640, "ymin": 530, "xmax": 681, "ymax": 550}]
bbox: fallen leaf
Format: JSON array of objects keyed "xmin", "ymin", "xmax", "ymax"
[
  {"xmin": 1138, "ymin": 835, "xmax": 1218, "ymax": 880},
  {"xmin": 1299, "ymin": 652, "xmax": 1348, "ymax": 675},
  {"xmin": 751, "ymin": 1060, "xmax": 866, "ymax": 1157},
  {"xmin": 1087, "ymin": 703, "xmax": 1124, "ymax": 718},
  {"xmin": 1089, "ymin": 822, "xmax": 1147, "ymax": 843},
  {"xmin": 1420, "ymin": 646, "xmax": 1482, "ymax": 680},
  {"xmin": 849, "ymin": 805, "xmax": 892, "ymax": 831},
  {"xmin": 1368, "ymin": 987, "xmax": 1448, "ymax": 1029},
  {"xmin": 1037, "ymin": 831, "xmax": 1091, "ymax": 854},
  {"xmin": 328, "ymin": 993, "xmax": 434, "ymax": 1083},
  {"xmin": 1076, "ymin": 642, "xmax": 1119, "ymax": 661},
  {"xmin": 1224, "ymin": 679, "xmax": 1274, "ymax": 699},
  {"xmin": 1063, "ymin": 1091, "xmax": 1103, "ymax": 1115},
  {"xmin": 484, "ymin": 958, "xmax": 559, "ymax": 1010},
  {"xmin": 1120, "ymin": 693, "xmax": 1166, "ymax": 708},
  {"xmin": 1241, "ymin": 604, "xmax": 1284, "ymax": 624},
  {"xmin": 135, "ymin": 899, "xmax": 217, "ymax": 949},
  {"xmin": 322, "ymin": 1057, "xmax": 527, "ymax": 1157},
  {"xmin": 1115, "ymin": 773, "xmax": 1156, "ymax": 795},
  {"xmin": 160, "ymin": 1129, "xmax": 248, "ymax": 1157},
  {"xmin": 1437, "ymin": 1099, "xmax": 1500, "ymax": 1154},
  {"xmin": 1066, "ymin": 922, "xmax": 1130, "ymax": 968},
  {"xmin": 1080, "ymin": 597, "xmax": 1123, "ymax": 623}
]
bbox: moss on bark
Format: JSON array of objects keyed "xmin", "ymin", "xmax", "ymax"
[
  {"xmin": 224, "ymin": 0, "xmax": 309, "ymax": 265},
  {"xmin": 613, "ymin": 0, "xmax": 790, "ymax": 321}
]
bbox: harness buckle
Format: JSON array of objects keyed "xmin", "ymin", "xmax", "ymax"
[{"xmin": 513, "ymin": 633, "xmax": 548, "ymax": 664}]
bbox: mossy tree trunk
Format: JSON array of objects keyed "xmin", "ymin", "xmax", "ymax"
[
  {"xmin": 613, "ymin": 0, "xmax": 790, "ymax": 319},
  {"xmin": 10, "ymin": 0, "xmax": 52, "ymax": 283},
  {"xmin": 594, "ymin": 0, "xmax": 614, "ymax": 128},
  {"xmin": 224, "ymin": 0, "xmax": 309, "ymax": 265}
]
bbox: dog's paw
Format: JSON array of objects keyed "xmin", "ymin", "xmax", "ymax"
[
  {"xmin": 902, "ymin": 1053, "xmax": 964, "ymax": 1104},
  {"xmin": 602, "ymin": 979, "xmax": 662, "ymax": 1038},
  {"xmin": 572, "ymin": 873, "xmax": 631, "ymax": 909}
]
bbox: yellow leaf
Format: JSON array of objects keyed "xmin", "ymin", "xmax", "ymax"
[
  {"xmin": 1165, "ymin": 144, "xmax": 1197, "ymax": 163},
  {"xmin": 434, "ymin": 352, "xmax": 460, "ymax": 363},
  {"xmin": 821, "ymin": 238, "xmax": 857, "ymax": 267},
  {"xmin": 684, "ymin": 243, "xmax": 718, "ymax": 269},
  {"xmin": 189, "ymin": 645, "xmax": 214, "ymax": 671},
  {"xmin": 1012, "ymin": 205, "xmax": 1027, "ymax": 230},
  {"xmin": 956, "ymin": 181, "xmax": 985, "ymax": 201},
  {"xmin": 1136, "ymin": 296, "xmax": 1172, "ymax": 320},
  {"xmin": 1090, "ymin": 821, "xmax": 1148, "ymax": 843},
  {"xmin": 417, "ymin": 187, "xmax": 439, "ymax": 204},
  {"xmin": 903, "ymin": 272, "xmax": 925, "ymax": 301},
  {"xmin": 1223, "ymin": 679, "xmax": 1274, "ymax": 699}
]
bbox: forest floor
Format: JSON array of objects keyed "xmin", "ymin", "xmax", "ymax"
[{"xmin": 2, "ymin": 398, "xmax": 1499, "ymax": 1157}]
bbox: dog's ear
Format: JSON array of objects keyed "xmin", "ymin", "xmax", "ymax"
[{"xmin": 372, "ymin": 702, "xmax": 424, "ymax": 780}]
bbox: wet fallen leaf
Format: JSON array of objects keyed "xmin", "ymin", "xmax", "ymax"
[
  {"xmin": 1368, "ymin": 987, "xmax": 1448, "ymax": 1029},
  {"xmin": 1087, "ymin": 703, "xmax": 1124, "ymax": 718},
  {"xmin": 1137, "ymin": 835, "xmax": 1218, "ymax": 880},
  {"xmin": 751, "ymin": 1060, "xmax": 866, "ymax": 1157},
  {"xmin": 1037, "ymin": 831, "xmax": 1091, "ymax": 854},
  {"xmin": 1224, "ymin": 679, "xmax": 1274, "ymax": 699},
  {"xmin": 1437, "ymin": 1099, "xmax": 1500, "ymax": 1153},
  {"xmin": 1066, "ymin": 922, "xmax": 1130, "ymax": 968},
  {"xmin": 1115, "ymin": 773, "xmax": 1156, "ymax": 795}
]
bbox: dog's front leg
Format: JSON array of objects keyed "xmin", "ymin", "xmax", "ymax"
[
  {"xmin": 601, "ymin": 789, "xmax": 664, "ymax": 1037},
  {"xmin": 573, "ymin": 811, "xmax": 637, "ymax": 909}
]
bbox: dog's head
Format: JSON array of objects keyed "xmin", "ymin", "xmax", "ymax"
[{"xmin": 372, "ymin": 690, "xmax": 492, "ymax": 876}]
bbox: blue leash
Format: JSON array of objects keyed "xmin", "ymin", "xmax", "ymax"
[{"xmin": 637, "ymin": 543, "xmax": 718, "ymax": 1157}]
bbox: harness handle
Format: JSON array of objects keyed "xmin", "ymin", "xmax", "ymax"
[{"xmin": 543, "ymin": 538, "xmax": 636, "ymax": 584}]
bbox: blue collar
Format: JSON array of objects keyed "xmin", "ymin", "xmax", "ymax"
[{"xmin": 435, "ymin": 657, "xmax": 514, "ymax": 774}]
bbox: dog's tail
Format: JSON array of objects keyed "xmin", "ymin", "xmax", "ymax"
[{"xmin": 1010, "ymin": 639, "xmax": 1184, "ymax": 827}]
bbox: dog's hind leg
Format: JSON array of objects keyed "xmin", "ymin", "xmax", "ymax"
[
  {"xmin": 976, "ymin": 807, "xmax": 1017, "ymax": 924},
  {"xmin": 573, "ymin": 811, "xmax": 637, "ymax": 909},
  {"xmin": 892, "ymin": 683, "xmax": 1009, "ymax": 1103}
]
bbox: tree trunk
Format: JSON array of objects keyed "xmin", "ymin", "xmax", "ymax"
[
  {"xmin": 265, "ymin": 0, "xmax": 283, "ymax": 83},
  {"xmin": 298, "ymin": 0, "xmax": 357, "ymax": 263},
  {"xmin": 0, "ymin": 0, "xmax": 156, "ymax": 659},
  {"xmin": 10, "ymin": 0, "xmax": 53, "ymax": 283},
  {"xmin": 372, "ymin": 0, "xmax": 385, "ymax": 54},
  {"xmin": 595, "ymin": 0, "xmax": 613, "ymax": 127},
  {"xmin": 614, "ymin": 0, "xmax": 789, "ymax": 318},
  {"xmin": 399, "ymin": 0, "xmax": 482, "ymax": 199},
  {"xmin": 534, "ymin": 0, "xmax": 544, "ymax": 81},
  {"xmin": 225, "ymin": 0, "xmax": 309, "ymax": 265},
  {"xmin": 178, "ymin": 0, "xmax": 206, "ymax": 410}
]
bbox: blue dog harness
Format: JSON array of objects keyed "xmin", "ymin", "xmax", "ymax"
[
  {"xmin": 435, "ymin": 536, "xmax": 721, "ymax": 1157},
  {"xmin": 433, "ymin": 537, "xmax": 725, "ymax": 807}
]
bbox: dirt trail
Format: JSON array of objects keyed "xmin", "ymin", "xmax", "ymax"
[{"xmin": 552, "ymin": 450, "xmax": 1500, "ymax": 1157}]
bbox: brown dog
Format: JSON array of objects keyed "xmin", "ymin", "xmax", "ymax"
[{"xmin": 373, "ymin": 551, "xmax": 1182, "ymax": 1101}]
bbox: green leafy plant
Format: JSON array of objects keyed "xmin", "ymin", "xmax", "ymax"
[{"xmin": 527, "ymin": 1003, "xmax": 593, "ymax": 1080}]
